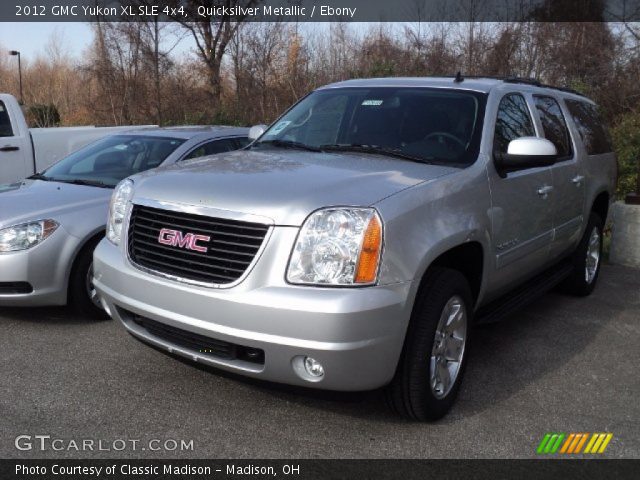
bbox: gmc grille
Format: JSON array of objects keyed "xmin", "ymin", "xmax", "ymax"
[{"xmin": 128, "ymin": 205, "xmax": 269, "ymax": 286}]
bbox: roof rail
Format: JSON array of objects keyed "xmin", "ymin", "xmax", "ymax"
[
  {"xmin": 446, "ymin": 73, "xmax": 587, "ymax": 98},
  {"xmin": 503, "ymin": 76, "xmax": 541, "ymax": 86},
  {"xmin": 539, "ymin": 84, "xmax": 587, "ymax": 98}
]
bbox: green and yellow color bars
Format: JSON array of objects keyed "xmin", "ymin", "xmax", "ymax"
[{"xmin": 537, "ymin": 433, "xmax": 613, "ymax": 455}]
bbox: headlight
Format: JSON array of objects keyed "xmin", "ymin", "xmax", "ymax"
[
  {"xmin": 287, "ymin": 207, "xmax": 383, "ymax": 286},
  {"xmin": 106, "ymin": 179, "xmax": 134, "ymax": 245},
  {"xmin": 0, "ymin": 219, "xmax": 59, "ymax": 252}
]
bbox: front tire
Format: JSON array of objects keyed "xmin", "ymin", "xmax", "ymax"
[
  {"xmin": 386, "ymin": 267, "xmax": 473, "ymax": 421},
  {"xmin": 69, "ymin": 237, "xmax": 109, "ymax": 320},
  {"xmin": 560, "ymin": 213, "xmax": 603, "ymax": 297}
]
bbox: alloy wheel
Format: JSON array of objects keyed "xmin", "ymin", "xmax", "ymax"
[
  {"xmin": 585, "ymin": 227, "xmax": 601, "ymax": 284},
  {"xmin": 429, "ymin": 295, "xmax": 467, "ymax": 399}
]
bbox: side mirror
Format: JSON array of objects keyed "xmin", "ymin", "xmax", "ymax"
[
  {"xmin": 248, "ymin": 124, "xmax": 267, "ymax": 141},
  {"xmin": 494, "ymin": 137, "xmax": 557, "ymax": 177}
]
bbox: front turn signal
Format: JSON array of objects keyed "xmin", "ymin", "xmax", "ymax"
[{"xmin": 354, "ymin": 214, "xmax": 383, "ymax": 284}]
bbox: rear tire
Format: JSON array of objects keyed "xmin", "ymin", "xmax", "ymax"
[
  {"xmin": 385, "ymin": 267, "xmax": 473, "ymax": 421},
  {"xmin": 69, "ymin": 237, "xmax": 109, "ymax": 320},
  {"xmin": 560, "ymin": 213, "xmax": 603, "ymax": 297}
]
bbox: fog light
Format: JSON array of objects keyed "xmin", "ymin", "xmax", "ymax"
[{"xmin": 304, "ymin": 357, "xmax": 324, "ymax": 377}]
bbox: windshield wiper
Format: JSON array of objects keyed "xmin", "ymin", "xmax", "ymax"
[
  {"xmin": 67, "ymin": 179, "xmax": 111, "ymax": 188},
  {"xmin": 28, "ymin": 173, "xmax": 50, "ymax": 181},
  {"xmin": 319, "ymin": 144, "xmax": 434, "ymax": 164},
  {"xmin": 53, "ymin": 178, "xmax": 112, "ymax": 189},
  {"xmin": 255, "ymin": 139, "xmax": 323, "ymax": 153}
]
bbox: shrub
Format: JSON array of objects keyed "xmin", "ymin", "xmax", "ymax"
[
  {"xmin": 27, "ymin": 104, "xmax": 61, "ymax": 128},
  {"xmin": 612, "ymin": 110, "xmax": 640, "ymax": 199}
]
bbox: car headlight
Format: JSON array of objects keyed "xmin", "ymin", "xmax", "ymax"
[
  {"xmin": 287, "ymin": 207, "xmax": 383, "ymax": 286},
  {"xmin": 106, "ymin": 179, "xmax": 134, "ymax": 245},
  {"xmin": 0, "ymin": 219, "xmax": 59, "ymax": 252}
]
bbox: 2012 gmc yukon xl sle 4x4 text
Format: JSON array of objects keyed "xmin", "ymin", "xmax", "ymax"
[{"xmin": 93, "ymin": 77, "xmax": 616, "ymax": 420}]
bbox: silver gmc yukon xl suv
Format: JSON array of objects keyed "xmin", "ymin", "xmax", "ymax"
[{"xmin": 93, "ymin": 77, "xmax": 616, "ymax": 420}]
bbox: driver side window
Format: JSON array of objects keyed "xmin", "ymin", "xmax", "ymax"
[{"xmin": 494, "ymin": 93, "xmax": 535, "ymax": 155}]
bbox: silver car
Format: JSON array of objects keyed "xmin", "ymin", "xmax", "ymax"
[
  {"xmin": 0, "ymin": 126, "xmax": 249, "ymax": 317},
  {"xmin": 93, "ymin": 78, "xmax": 616, "ymax": 419}
]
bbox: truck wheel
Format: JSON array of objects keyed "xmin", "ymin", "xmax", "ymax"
[
  {"xmin": 69, "ymin": 237, "xmax": 109, "ymax": 320},
  {"xmin": 560, "ymin": 213, "xmax": 604, "ymax": 297},
  {"xmin": 386, "ymin": 268, "xmax": 472, "ymax": 421}
]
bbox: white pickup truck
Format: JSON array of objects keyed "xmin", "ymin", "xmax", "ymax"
[{"xmin": 0, "ymin": 93, "xmax": 155, "ymax": 185}]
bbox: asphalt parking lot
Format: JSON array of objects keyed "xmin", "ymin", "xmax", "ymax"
[{"xmin": 0, "ymin": 264, "xmax": 638, "ymax": 459}]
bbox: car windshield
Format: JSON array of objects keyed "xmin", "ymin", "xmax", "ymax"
[
  {"xmin": 39, "ymin": 135, "xmax": 186, "ymax": 188},
  {"xmin": 255, "ymin": 87, "xmax": 486, "ymax": 166}
]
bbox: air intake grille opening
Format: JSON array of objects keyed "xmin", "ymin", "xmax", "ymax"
[
  {"xmin": 130, "ymin": 313, "xmax": 265, "ymax": 365},
  {"xmin": 0, "ymin": 282, "xmax": 33, "ymax": 294}
]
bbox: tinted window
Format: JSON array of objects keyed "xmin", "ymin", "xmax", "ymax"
[
  {"xmin": 256, "ymin": 87, "xmax": 487, "ymax": 167},
  {"xmin": 534, "ymin": 95, "xmax": 572, "ymax": 158},
  {"xmin": 565, "ymin": 100, "xmax": 613, "ymax": 155},
  {"xmin": 42, "ymin": 135, "xmax": 185, "ymax": 187},
  {"xmin": 234, "ymin": 137, "xmax": 251, "ymax": 148},
  {"xmin": 184, "ymin": 138, "xmax": 238, "ymax": 160},
  {"xmin": 0, "ymin": 101, "xmax": 13, "ymax": 137},
  {"xmin": 493, "ymin": 94, "xmax": 535, "ymax": 155}
]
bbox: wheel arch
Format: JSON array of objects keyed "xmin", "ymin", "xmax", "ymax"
[
  {"xmin": 591, "ymin": 190, "xmax": 610, "ymax": 223},
  {"xmin": 413, "ymin": 240, "xmax": 486, "ymax": 310},
  {"xmin": 65, "ymin": 228, "xmax": 106, "ymax": 302}
]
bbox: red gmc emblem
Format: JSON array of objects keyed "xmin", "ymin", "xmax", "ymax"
[{"xmin": 158, "ymin": 228, "xmax": 210, "ymax": 253}]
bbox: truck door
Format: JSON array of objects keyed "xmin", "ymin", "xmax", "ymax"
[
  {"xmin": 532, "ymin": 95, "xmax": 585, "ymax": 260},
  {"xmin": 487, "ymin": 92, "xmax": 555, "ymax": 294},
  {"xmin": 0, "ymin": 99, "xmax": 30, "ymax": 184}
]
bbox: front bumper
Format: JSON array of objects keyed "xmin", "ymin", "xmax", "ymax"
[
  {"xmin": 0, "ymin": 228, "xmax": 80, "ymax": 307},
  {"xmin": 94, "ymin": 231, "xmax": 414, "ymax": 391}
]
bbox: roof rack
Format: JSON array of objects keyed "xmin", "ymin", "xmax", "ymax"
[
  {"xmin": 503, "ymin": 76, "xmax": 541, "ymax": 86},
  {"xmin": 541, "ymin": 84, "xmax": 587, "ymax": 97},
  {"xmin": 447, "ymin": 74, "xmax": 587, "ymax": 98}
]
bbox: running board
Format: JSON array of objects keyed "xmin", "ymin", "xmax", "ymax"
[{"xmin": 475, "ymin": 261, "xmax": 573, "ymax": 324}]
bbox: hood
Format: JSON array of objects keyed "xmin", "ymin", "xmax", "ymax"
[
  {"xmin": 0, "ymin": 180, "xmax": 112, "ymax": 229},
  {"xmin": 132, "ymin": 149, "xmax": 458, "ymax": 225}
]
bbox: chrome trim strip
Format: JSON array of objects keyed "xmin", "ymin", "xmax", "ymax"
[
  {"xmin": 495, "ymin": 230, "xmax": 553, "ymax": 269},
  {"xmin": 134, "ymin": 197, "xmax": 275, "ymax": 226},
  {"xmin": 554, "ymin": 216, "xmax": 583, "ymax": 240},
  {"xmin": 125, "ymin": 198, "xmax": 273, "ymax": 290}
]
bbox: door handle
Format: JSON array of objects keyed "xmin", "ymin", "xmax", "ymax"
[
  {"xmin": 537, "ymin": 185, "xmax": 554, "ymax": 197},
  {"xmin": 0, "ymin": 145, "xmax": 19, "ymax": 152},
  {"xmin": 571, "ymin": 175, "xmax": 585, "ymax": 185}
]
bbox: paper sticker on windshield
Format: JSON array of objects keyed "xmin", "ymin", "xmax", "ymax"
[
  {"xmin": 362, "ymin": 100, "xmax": 383, "ymax": 106},
  {"xmin": 269, "ymin": 121, "xmax": 291, "ymax": 135}
]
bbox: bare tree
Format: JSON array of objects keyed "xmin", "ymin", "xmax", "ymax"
[
  {"xmin": 172, "ymin": 0, "xmax": 260, "ymax": 106},
  {"xmin": 137, "ymin": 20, "xmax": 185, "ymax": 124}
]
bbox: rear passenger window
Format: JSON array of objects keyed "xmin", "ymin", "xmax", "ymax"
[
  {"xmin": 565, "ymin": 100, "xmax": 613, "ymax": 155},
  {"xmin": 493, "ymin": 94, "xmax": 535, "ymax": 155},
  {"xmin": 534, "ymin": 95, "xmax": 572, "ymax": 159},
  {"xmin": 0, "ymin": 101, "xmax": 14, "ymax": 137}
]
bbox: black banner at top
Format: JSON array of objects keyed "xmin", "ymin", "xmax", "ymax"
[{"xmin": 2, "ymin": 0, "xmax": 640, "ymax": 22}]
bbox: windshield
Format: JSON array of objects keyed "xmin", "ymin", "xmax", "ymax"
[
  {"xmin": 40, "ymin": 135, "xmax": 186, "ymax": 188},
  {"xmin": 255, "ymin": 87, "xmax": 486, "ymax": 166}
]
